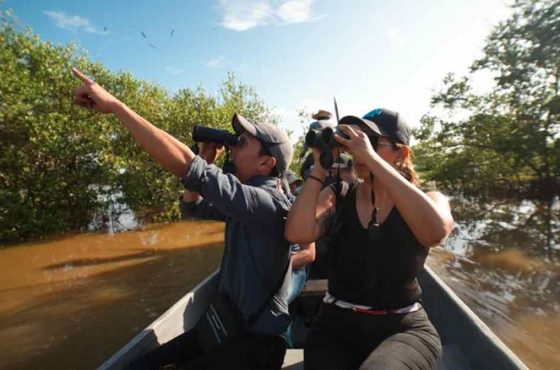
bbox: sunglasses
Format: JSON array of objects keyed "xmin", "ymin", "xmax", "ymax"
[{"xmin": 369, "ymin": 136, "xmax": 397, "ymax": 151}]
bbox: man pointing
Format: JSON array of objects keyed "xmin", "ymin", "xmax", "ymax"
[{"xmin": 72, "ymin": 68, "xmax": 294, "ymax": 369}]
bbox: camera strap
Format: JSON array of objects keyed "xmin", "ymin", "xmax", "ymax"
[{"xmin": 367, "ymin": 174, "xmax": 382, "ymax": 241}]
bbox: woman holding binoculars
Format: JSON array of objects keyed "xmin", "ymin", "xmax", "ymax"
[{"xmin": 285, "ymin": 109, "xmax": 455, "ymax": 370}]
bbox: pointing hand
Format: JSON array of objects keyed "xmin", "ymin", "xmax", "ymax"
[{"xmin": 72, "ymin": 68, "xmax": 120, "ymax": 114}]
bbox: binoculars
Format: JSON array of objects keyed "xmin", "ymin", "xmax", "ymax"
[
  {"xmin": 305, "ymin": 127, "xmax": 350, "ymax": 168},
  {"xmin": 192, "ymin": 125, "xmax": 239, "ymax": 147},
  {"xmin": 191, "ymin": 125, "xmax": 237, "ymax": 173}
]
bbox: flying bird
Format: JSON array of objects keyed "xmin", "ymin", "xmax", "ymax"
[
  {"xmin": 148, "ymin": 43, "xmax": 157, "ymax": 49},
  {"xmin": 141, "ymin": 31, "xmax": 147, "ymax": 39},
  {"xmin": 170, "ymin": 29, "xmax": 175, "ymax": 37},
  {"xmin": 103, "ymin": 26, "xmax": 107, "ymax": 32}
]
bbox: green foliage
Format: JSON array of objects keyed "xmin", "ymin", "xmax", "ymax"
[
  {"xmin": 0, "ymin": 11, "xmax": 276, "ymax": 244},
  {"xmin": 414, "ymin": 0, "xmax": 560, "ymax": 199},
  {"xmin": 288, "ymin": 108, "xmax": 314, "ymax": 176}
]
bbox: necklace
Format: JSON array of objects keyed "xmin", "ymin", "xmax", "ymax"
[{"xmin": 367, "ymin": 176, "xmax": 381, "ymax": 241}]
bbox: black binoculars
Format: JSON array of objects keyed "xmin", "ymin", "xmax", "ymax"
[
  {"xmin": 304, "ymin": 127, "xmax": 350, "ymax": 168},
  {"xmin": 191, "ymin": 125, "xmax": 237, "ymax": 173},
  {"xmin": 192, "ymin": 125, "xmax": 239, "ymax": 147}
]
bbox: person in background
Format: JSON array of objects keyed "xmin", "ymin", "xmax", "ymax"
[
  {"xmin": 285, "ymin": 170, "xmax": 301, "ymax": 195},
  {"xmin": 72, "ymin": 68, "xmax": 293, "ymax": 370},
  {"xmin": 299, "ymin": 110, "xmax": 336, "ymax": 161},
  {"xmin": 286, "ymin": 108, "xmax": 454, "ymax": 370}
]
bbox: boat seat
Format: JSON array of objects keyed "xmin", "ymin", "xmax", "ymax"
[
  {"xmin": 300, "ymin": 279, "xmax": 328, "ymax": 297},
  {"xmin": 282, "ymin": 349, "xmax": 304, "ymax": 369}
]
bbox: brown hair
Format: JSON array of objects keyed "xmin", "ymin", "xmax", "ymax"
[{"xmin": 394, "ymin": 143, "xmax": 419, "ymax": 186}]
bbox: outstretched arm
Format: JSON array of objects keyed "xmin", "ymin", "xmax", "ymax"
[{"xmin": 72, "ymin": 68, "xmax": 194, "ymax": 178}]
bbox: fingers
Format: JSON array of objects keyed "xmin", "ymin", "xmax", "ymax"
[
  {"xmin": 74, "ymin": 85, "xmax": 91, "ymax": 97},
  {"xmin": 72, "ymin": 67, "xmax": 94, "ymax": 85},
  {"xmin": 73, "ymin": 85, "xmax": 95, "ymax": 108},
  {"xmin": 74, "ymin": 96, "xmax": 95, "ymax": 109},
  {"xmin": 200, "ymin": 142, "xmax": 220, "ymax": 151},
  {"xmin": 333, "ymin": 132, "xmax": 348, "ymax": 146},
  {"xmin": 334, "ymin": 125, "xmax": 354, "ymax": 146},
  {"xmin": 337, "ymin": 125, "xmax": 359, "ymax": 139}
]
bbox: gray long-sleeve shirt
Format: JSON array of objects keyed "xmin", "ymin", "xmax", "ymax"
[{"xmin": 181, "ymin": 156, "xmax": 292, "ymax": 336}]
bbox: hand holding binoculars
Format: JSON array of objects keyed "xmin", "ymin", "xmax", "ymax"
[{"xmin": 305, "ymin": 127, "xmax": 350, "ymax": 169}]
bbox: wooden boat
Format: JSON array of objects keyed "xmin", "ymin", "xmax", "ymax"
[{"xmin": 99, "ymin": 266, "xmax": 528, "ymax": 370}]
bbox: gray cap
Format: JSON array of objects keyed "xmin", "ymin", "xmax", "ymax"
[
  {"xmin": 308, "ymin": 119, "xmax": 336, "ymax": 131},
  {"xmin": 331, "ymin": 155, "xmax": 353, "ymax": 169},
  {"xmin": 232, "ymin": 113, "xmax": 294, "ymax": 175},
  {"xmin": 284, "ymin": 170, "xmax": 298, "ymax": 184}
]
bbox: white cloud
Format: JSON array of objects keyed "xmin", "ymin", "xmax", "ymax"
[
  {"xmin": 43, "ymin": 11, "xmax": 104, "ymax": 34},
  {"xmin": 218, "ymin": 0, "xmax": 323, "ymax": 31},
  {"xmin": 205, "ymin": 56, "xmax": 227, "ymax": 68},
  {"xmin": 277, "ymin": 0, "xmax": 312, "ymax": 24},
  {"xmin": 220, "ymin": 1, "xmax": 274, "ymax": 31}
]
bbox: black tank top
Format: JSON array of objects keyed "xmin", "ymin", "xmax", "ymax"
[{"xmin": 327, "ymin": 183, "xmax": 428, "ymax": 309}]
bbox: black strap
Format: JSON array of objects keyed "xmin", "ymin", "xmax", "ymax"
[{"xmin": 330, "ymin": 180, "xmax": 351, "ymax": 210}]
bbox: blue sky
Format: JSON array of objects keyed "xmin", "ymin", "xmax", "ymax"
[{"xmin": 4, "ymin": 0, "xmax": 512, "ymax": 140}]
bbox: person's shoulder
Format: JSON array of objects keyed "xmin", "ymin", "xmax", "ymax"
[
  {"xmin": 254, "ymin": 179, "xmax": 292, "ymax": 210},
  {"xmin": 425, "ymin": 190, "xmax": 449, "ymax": 202}
]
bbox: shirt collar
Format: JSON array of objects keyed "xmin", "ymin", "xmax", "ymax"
[{"xmin": 248, "ymin": 175, "xmax": 279, "ymax": 190}]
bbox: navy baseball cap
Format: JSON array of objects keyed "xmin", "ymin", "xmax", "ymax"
[{"xmin": 338, "ymin": 108, "xmax": 411, "ymax": 145}]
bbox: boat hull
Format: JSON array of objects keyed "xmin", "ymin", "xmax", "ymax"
[{"xmin": 99, "ymin": 267, "xmax": 527, "ymax": 370}]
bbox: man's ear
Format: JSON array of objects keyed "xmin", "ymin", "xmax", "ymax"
[
  {"xmin": 259, "ymin": 156, "xmax": 277, "ymax": 173},
  {"xmin": 266, "ymin": 156, "xmax": 277, "ymax": 169}
]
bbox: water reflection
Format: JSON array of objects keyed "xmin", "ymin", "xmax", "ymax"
[
  {"xmin": 448, "ymin": 196, "xmax": 559, "ymax": 260},
  {"xmin": 429, "ymin": 196, "xmax": 560, "ymax": 369},
  {"xmin": 0, "ymin": 221, "xmax": 224, "ymax": 370}
]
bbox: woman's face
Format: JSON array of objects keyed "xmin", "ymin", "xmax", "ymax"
[{"xmin": 348, "ymin": 125, "xmax": 402, "ymax": 179}]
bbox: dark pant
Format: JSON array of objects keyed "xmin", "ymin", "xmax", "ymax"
[
  {"xmin": 126, "ymin": 329, "xmax": 287, "ymax": 370},
  {"xmin": 304, "ymin": 303, "xmax": 442, "ymax": 370}
]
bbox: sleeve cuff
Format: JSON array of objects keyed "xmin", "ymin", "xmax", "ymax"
[
  {"xmin": 180, "ymin": 156, "xmax": 206, "ymax": 192},
  {"xmin": 179, "ymin": 195, "xmax": 203, "ymax": 218}
]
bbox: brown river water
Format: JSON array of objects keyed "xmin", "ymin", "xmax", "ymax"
[{"xmin": 0, "ymin": 198, "xmax": 558, "ymax": 369}]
